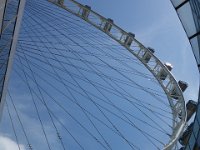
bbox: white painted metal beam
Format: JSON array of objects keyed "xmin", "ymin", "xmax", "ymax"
[{"xmin": 0, "ymin": 0, "xmax": 26, "ymax": 119}]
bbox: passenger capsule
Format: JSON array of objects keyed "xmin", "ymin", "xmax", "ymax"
[
  {"xmin": 186, "ymin": 100, "xmax": 197, "ymax": 121},
  {"xmin": 178, "ymin": 80, "xmax": 188, "ymax": 92},
  {"xmin": 179, "ymin": 122, "xmax": 193, "ymax": 145},
  {"xmin": 170, "ymin": 80, "xmax": 188, "ymax": 99}
]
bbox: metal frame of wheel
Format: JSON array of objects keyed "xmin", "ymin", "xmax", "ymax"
[
  {"xmin": 48, "ymin": 0, "xmax": 187, "ymax": 149},
  {"xmin": 0, "ymin": 0, "xmax": 26, "ymax": 119}
]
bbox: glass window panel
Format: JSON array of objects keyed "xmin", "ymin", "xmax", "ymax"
[
  {"xmin": 193, "ymin": 119, "xmax": 200, "ymax": 138},
  {"xmin": 189, "ymin": 133, "xmax": 196, "ymax": 149},
  {"xmin": 190, "ymin": 0, "xmax": 200, "ymax": 32},
  {"xmin": 190, "ymin": 36, "xmax": 200, "ymax": 64},
  {"xmin": 0, "ymin": 0, "xmax": 6, "ymax": 33},
  {"xmin": 197, "ymin": 104, "xmax": 200, "ymax": 123},
  {"xmin": 197, "ymin": 131, "xmax": 200, "ymax": 146},
  {"xmin": 171, "ymin": 0, "xmax": 188, "ymax": 7},
  {"xmin": 185, "ymin": 143, "xmax": 194, "ymax": 150},
  {"xmin": 177, "ymin": 2, "xmax": 197, "ymax": 37}
]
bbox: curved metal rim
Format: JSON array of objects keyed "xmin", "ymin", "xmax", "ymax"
[{"xmin": 48, "ymin": 0, "xmax": 187, "ymax": 149}]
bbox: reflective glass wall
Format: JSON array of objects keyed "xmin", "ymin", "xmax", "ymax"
[
  {"xmin": 171, "ymin": 0, "xmax": 200, "ymax": 149},
  {"xmin": 171, "ymin": 0, "xmax": 200, "ymax": 65}
]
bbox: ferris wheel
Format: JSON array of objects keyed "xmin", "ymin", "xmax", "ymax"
[{"xmin": 0, "ymin": 0, "xmax": 193, "ymax": 150}]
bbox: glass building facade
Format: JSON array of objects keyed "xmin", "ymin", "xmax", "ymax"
[
  {"xmin": 171, "ymin": 0, "xmax": 200, "ymax": 149},
  {"xmin": 0, "ymin": 0, "xmax": 25, "ymax": 115}
]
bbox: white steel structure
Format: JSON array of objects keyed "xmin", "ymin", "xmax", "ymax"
[
  {"xmin": 48, "ymin": 0, "xmax": 188, "ymax": 149},
  {"xmin": 0, "ymin": 0, "xmax": 26, "ymax": 117}
]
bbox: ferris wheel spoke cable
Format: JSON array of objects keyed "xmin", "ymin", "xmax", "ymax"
[
  {"xmin": 13, "ymin": 62, "xmax": 139, "ymax": 149},
  {"xmin": 15, "ymin": 53, "xmax": 172, "ymax": 129},
  {"xmin": 17, "ymin": 24, "xmax": 166, "ymax": 112},
  {"xmin": 18, "ymin": 30, "xmax": 151, "ymax": 82},
  {"xmin": 15, "ymin": 51, "xmax": 172, "ymax": 125},
  {"xmin": 18, "ymin": 33, "xmax": 141, "ymax": 65},
  {"xmin": 14, "ymin": 55, "xmax": 165, "ymax": 149},
  {"xmin": 7, "ymin": 91, "xmax": 33, "ymax": 150},
  {"xmin": 59, "ymin": 47, "xmax": 173, "ymax": 128},
  {"xmin": 20, "ymin": 8, "xmax": 155, "ymax": 83},
  {"xmin": 14, "ymin": 58, "xmax": 137, "ymax": 150},
  {"xmin": 18, "ymin": 40, "xmax": 141, "ymax": 66},
  {"xmin": 17, "ymin": 49, "xmax": 67, "ymax": 150},
  {"xmin": 16, "ymin": 44, "xmax": 172, "ymax": 144},
  {"xmin": 18, "ymin": 41, "xmax": 139, "ymax": 62},
  {"xmin": 40, "ymin": 2, "xmax": 187, "ymax": 148},
  {"xmin": 22, "ymin": 7, "xmax": 169, "ymax": 110},
  {"xmin": 16, "ymin": 56, "xmax": 165, "ymax": 138},
  {"xmin": 26, "ymin": 12, "xmax": 153, "ymax": 82},
  {"xmin": 25, "ymin": 1, "xmax": 99, "ymax": 33},
  {"xmin": 17, "ymin": 43, "xmax": 155, "ymax": 83},
  {"xmin": 38, "ymin": 34, "xmax": 167, "ymax": 147},
  {"xmin": 16, "ymin": 44, "xmax": 162, "ymax": 97},
  {"xmin": 18, "ymin": 31, "xmax": 172, "ymax": 125},
  {"xmin": 17, "ymin": 58, "xmax": 70, "ymax": 150},
  {"xmin": 3, "ymin": 0, "xmax": 187, "ymax": 149},
  {"xmin": 16, "ymin": 42, "xmax": 172, "ymax": 122},
  {"xmin": 16, "ymin": 47, "xmax": 170, "ymax": 137},
  {"xmin": 23, "ymin": 2, "xmax": 146, "ymax": 67},
  {"xmin": 19, "ymin": 32, "xmax": 114, "ymax": 150},
  {"xmin": 17, "ymin": 48, "xmax": 130, "ymax": 149},
  {"xmin": 17, "ymin": 54, "xmax": 52, "ymax": 150},
  {"xmin": 19, "ymin": 31, "xmax": 140, "ymax": 150},
  {"xmin": 16, "ymin": 50, "xmax": 84, "ymax": 150},
  {"xmin": 8, "ymin": 81, "xmax": 83, "ymax": 150},
  {"xmin": 18, "ymin": 11, "xmax": 170, "ymax": 113},
  {"xmin": 5, "ymin": 101, "xmax": 21, "ymax": 150},
  {"xmin": 16, "ymin": 46, "xmax": 170, "ymax": 118},
  {"xmin": 16, "ymin": 26, "xmax": 172, "ymax": 122}
]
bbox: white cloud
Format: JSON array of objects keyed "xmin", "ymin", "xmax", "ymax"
[{"xmin": 0, "ymin": 136, "xmax": 25, "ymax": 150}]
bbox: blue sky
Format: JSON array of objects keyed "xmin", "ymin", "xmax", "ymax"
[
  {"xmin": 77, "ymin": 0, "xmax": 199, "ymax": 101},
  {"xmin": 0, "ymin": 0, "xmax": 199, "ymax": 150}
]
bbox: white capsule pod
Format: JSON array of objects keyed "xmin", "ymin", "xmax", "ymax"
[{"xmin": 170, "ymin": 80, "xmax": 188, "ymax": 99}]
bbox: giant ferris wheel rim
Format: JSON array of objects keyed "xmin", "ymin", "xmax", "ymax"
[{"xmin": 47, "ymin": 0, "xmax": 187, "ymax": 149}]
